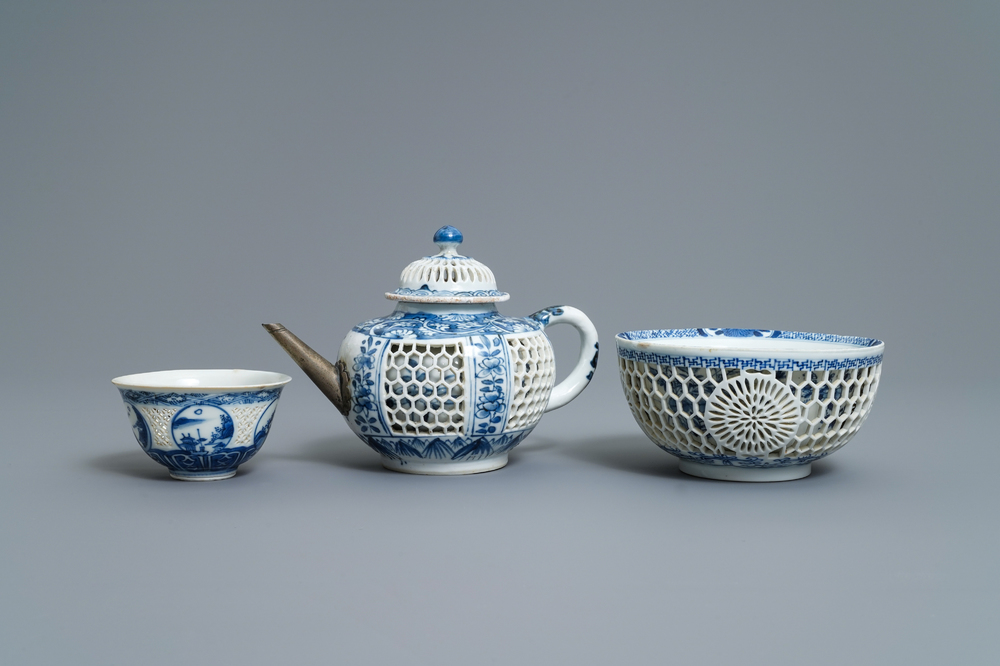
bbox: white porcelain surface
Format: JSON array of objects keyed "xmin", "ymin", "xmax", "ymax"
[
  {"xmin": 617, "ymin": 328, "xmax": 884, "ymax": 482},
  {"xmin": 112, "ymin": 369, "xmax": 292, "ymax": 390},
  {"xmin": 268, "ymin": 226, "xmax": 599, "ymax": 475},
  {"xmin": 387, "ymin": 225, "xmax": 508, "ymax": 304},
  {"xmin": 381, "ymin": 453, "xmax": 510, "ymax": 475},
  {"xmin": 678, "ymin": 460, "xmax": 813, "ymax": 482},
  {"xmin": 112, "ymin": 369, "xmax": 291, "ymax": 481}
]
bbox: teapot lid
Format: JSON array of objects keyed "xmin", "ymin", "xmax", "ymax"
[{"xmin": 386, "ymin": 226, "xmax": 510, "ymax": 304}]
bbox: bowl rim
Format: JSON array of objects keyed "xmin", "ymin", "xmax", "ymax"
[
  {"xmin": 112, "ymin": 369, "xmax": 292, "ymax": 391},
  {"xmin": 615, "ymin": 328, "xmax": 884, "ymax": 364}
]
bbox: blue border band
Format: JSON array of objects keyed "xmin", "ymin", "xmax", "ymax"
[
  {"xmin": 617, "ymin": 347, "xmax": 883, "ymax": 371},
  {"xmin": 118, "ymin": 388, "xmax": 282, "ymax": 406},
  {"xmin": 389, "ymin": 287, "xmax": 508, "ymax": 298},
  {"xmin": 617, "ymin": 328, "xmax": 882, "ymax": 347},
  {"xmin": 615, "ymin": 328, "xmax": 883, "ymax": 371}
]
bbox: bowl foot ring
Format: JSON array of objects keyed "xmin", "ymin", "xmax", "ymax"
[
  {"xmin": 168, "ymin": 468, "xmax": 238, "ymax": 481},
  {"xmin": 678, "ymin": 460, "xmax": 811, "ymax": 482}
]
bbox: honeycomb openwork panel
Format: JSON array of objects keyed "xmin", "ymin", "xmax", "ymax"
[
  {"xmin": 383, "ymin": 341, "xmax": 466, "ymax": 436},
  {"xmin": 618, "ymin": 358, "xmax": 882, "ymax": 461},
  {"xmin": 505, "ymin": 333, "xmax": 556, "ymax": 430}
]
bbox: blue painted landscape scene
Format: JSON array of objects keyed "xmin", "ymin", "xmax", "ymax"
[
  {"xmin": 125, "ymin": 403, "xmax": 151, "ymax": 450},
  {"xmin": 171, "ymin": 404, "xmax": 235, "ymax": 452}
]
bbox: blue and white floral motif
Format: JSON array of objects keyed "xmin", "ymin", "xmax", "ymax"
[
  {"xmin": 698, "ymin": 328, "xmax": 781, "ymax": 338},
  {"xmin": 529, "ymin": 305, "xmax": 601, "ymax": 380},
  {"xmin": 471, "ymin": 335, "xmax": 509, "ymax": 436},
  {"xmin": 662, "ymin": 446, "xmax": 826, "ymax": 468},
  {"xmin": 125, "ymin": 403, "xmax": 151, "ymax": 451},
  {"xmin": 354, "ymin": 310, "xmax": 542, "ymax": 340},
  {"xmin": 619, "ymin": 328, "xmax": 882, "ymax": 348},
  {"xmin": 528, "ymin": 306, "xmax": 565, "ymax": 327},
  {"xmin": 171, "ymin": 404, "xmax": 235, "ymax": 452},
  {"xmin": 351, "ymin": 335, "xmax": 385, "ymax": 435},
  {"xmin": 361, "ymin": 431, "xmax": 529, "ymax": 463}
]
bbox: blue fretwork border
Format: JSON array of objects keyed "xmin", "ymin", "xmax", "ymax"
[{"xmin": 616, "ymin": 347, "xmax": 883, "ymax": 371}]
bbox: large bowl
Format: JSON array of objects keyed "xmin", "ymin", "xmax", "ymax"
[
  {"xmin": 112, "ymin": 369, "xmax": 291, "ymax": 481},
  {"xmin": 616, "ymin": 328, "xmax": 884, "ymax": 481}
]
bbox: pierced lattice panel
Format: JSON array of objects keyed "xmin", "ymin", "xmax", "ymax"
[
  {"xmin": 618, "ymin": 359, "xmax": 881, "ymax": 460},
  {"xmin": 383, "ymin": 341, "xmax": 466, "ymax": 435},
  {"xmin": 137, "ymin": 406, "xmax": 178, "ymax": 449},
  {"xmin": 505, "ymin": 334, "xmax": 556, "ymax": 430},
  {"xmin": 401, "ymin": 258, "xmax": 494, "ymax": 286},
  {"xmin": 228, "ymin": 404, "xmax": 268, "ymax": 447}
]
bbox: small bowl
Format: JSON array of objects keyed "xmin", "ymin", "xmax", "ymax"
[
  {"xmin": 112, "ymin": 369, "xmax": 291, "ymax": 481},
  {"xmin": 616, "ymin": 328, "xmax": 884, "ymax": 482}
]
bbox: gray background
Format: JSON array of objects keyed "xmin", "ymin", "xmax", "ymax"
[{"xmin": 2, "ymin": 2, "xmax": 998, "ymax": 664}]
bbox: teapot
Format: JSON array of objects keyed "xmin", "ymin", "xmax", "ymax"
[{"xmin": 264, "ymin": 225, "xmax": 599, "ymax": 474}]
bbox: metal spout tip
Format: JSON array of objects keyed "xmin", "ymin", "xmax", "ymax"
[{"xmin": 261, "ymin": 322, "xmax": 351, "ymax": 416}]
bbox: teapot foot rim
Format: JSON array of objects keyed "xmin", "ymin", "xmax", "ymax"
[{"xmin": 380, "ymin": 454, "xmax": 509, "ymax": 476}]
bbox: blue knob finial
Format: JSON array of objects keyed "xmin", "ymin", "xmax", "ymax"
[{"xmin": 433, "ymin": 226, "xmax": 463, "ymax": 245}]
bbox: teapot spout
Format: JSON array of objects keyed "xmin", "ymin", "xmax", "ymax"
[{"xmin": 262, "ymin": 323, "xmax": 351, "ymax": 416}]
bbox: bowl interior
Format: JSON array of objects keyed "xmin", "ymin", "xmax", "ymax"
[
  {"xmin": 112, "ymin": 369, "xmax": 291, "ymax": 390},
  {"xmin": 616, "ymin": 328, "xmax": 883, "ymax": 357},
  {"xmin": 637, "ymin": 336, "xmax": 860, "ymax": 352}
]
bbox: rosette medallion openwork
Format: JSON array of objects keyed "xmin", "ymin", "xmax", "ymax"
[{"xmin": 704, "ymin": 374, "xmax": 801, "ymax": 455}]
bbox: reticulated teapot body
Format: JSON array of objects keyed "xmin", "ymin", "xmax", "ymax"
[
  {"xmin": 339, "ymin": 303, "xmax": 560, "ymax": 474},
  {"xmin": 264, "ymin": 227, "xmax": 598, "ymax": 475}
]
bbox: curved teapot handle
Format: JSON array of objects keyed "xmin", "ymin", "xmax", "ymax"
[{"xmin": 528, "ymin": 306, "xmax": 599, "ymax": 412}]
